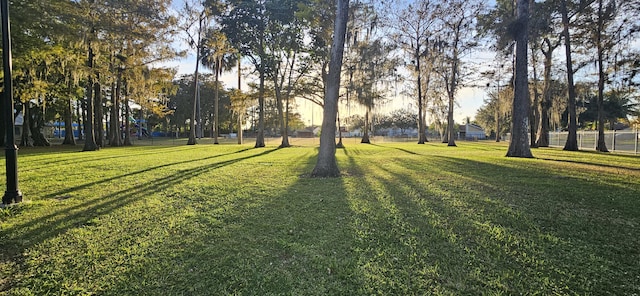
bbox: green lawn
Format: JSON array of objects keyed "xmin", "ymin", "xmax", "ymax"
[{"xmin": 1, "ymin": 140, "xmax": 639, "ymax": 295}]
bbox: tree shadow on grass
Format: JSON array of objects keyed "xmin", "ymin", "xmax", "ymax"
[
  {"xmin": 76, "ymin": 148, "xmax": 365, "ymax": 295},
  {"xmin": 40, "ymin": 148, "xmax": 254, "ymax": 200},
  {"xmin": 336, "ymin": 150, "xmax": 640, "ymax": 294},
  {"xmin": 369, "ymin": 143, "xmax": 419, "ymax": 155},
  {"xmin": 397, "ymin": 155, "xmax": 639, "ymax": 294},
  {"xmin": 0, "ymin": 147, "xmax": 278, "ymax": 293},
  {"xmin": 153, "ymin": 154, "xmax": 363, "ymax": 294},
  {"xmin": 18, "ymin": 145, "xmax": 231, "ymax": 173}
]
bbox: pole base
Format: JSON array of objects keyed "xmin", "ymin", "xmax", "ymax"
[{"xmin": 2, "ymin": 190, "xmax": 23, "ymax": 204}]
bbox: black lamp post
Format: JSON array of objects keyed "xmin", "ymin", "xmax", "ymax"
[{"xmin": 2, "ymin": 0, "xmax": 22, "ymax": 204}]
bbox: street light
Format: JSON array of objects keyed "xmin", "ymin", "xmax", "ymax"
[{"xmin": 2, "ymin": 0, "xmax": 22, "ymax": 204}]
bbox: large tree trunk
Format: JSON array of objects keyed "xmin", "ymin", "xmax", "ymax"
[
  {"xmin": 561, "ymin": 0, "xmax": 578, "ymax": 151},
  {"xmin": 62, "ymin": 98, "xmax": 76, "ymax": 145},
  {"xmin": 595, "ymin": 0, "xmax": 609, "ymax": 152},
  {"xmin": 83, "ymin": 42, "xmax": 100, "ymax": 151},
  {"xmin": 506, "ymin": 0, "xmax": 533, "ymax": 158},
  {"xmin": 311, "ymin": 0, "xmax": 348, "ymax": 178}
]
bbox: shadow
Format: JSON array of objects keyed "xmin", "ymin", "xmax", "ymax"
[
  {"xmin": 3, "ymin": 145, "xmax": 639, "ymax": 294},
  {"xmin": 0, "ymin": 147, "xmax": 278, "ymax": 292},
  {"xmin": 104, "ymin": 147, "xmax": 364, "ymax": 294},
  {"xmin": 369, "ymin": 143, "xmax": 419, "ymax": 155},
  {"xmin": 18, "ymin": 145, "xmax": 207, "ymax": 173},
  {"xmin": 41, "ymin": 147, "xmax": 254, "ymax": 199},
  {"xmin": 537, "ymin": 157, "xmax": 640, "ymax": 172}
]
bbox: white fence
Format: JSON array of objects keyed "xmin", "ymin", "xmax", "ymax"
[{"xmin": 508, "ymin": 130, "xmax": 639, "ymax": 154}]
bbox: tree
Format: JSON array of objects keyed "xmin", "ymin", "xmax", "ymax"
[
  {"xmin": 347, "ymin": 1, "xmax": 398, "ymax": 144},
  {"xmin": 262, "ymin": 0, "xmax": 308, "ymax": 148},
  {"xmin": 560, "ymin": 0, "xmax": 580, "ymax": 151},
  {"xmin": 476, "ymin": 85, "xmax": 512, "ymax": 141},
  {"xmin": 506, "ymin": 0, "xmax": 533, "ymax": 157},
  {"xmin": 387, "ymin": 0, "xmax": 438, "ymax": 144},
  {"xmin": 222, "ymin": 0, "xmax": 270, "ymax": 148},
  {"xmin": 435, "ymin": 0, "xmax": 484, "ymax": 147},
  {"xmin": 229, "ymin": 88, "xmax": 253, "ymax": 144},
  {"xmin": 311, "ymin": 0, "xmax": 349, "ymax": 177},
  {"xmin": 201, "ymin": 30, "xmax": 237, "ymax": 144},
  {"xmin": 180, "ymin": 0, "xmax": 214, "ymax": 145}
]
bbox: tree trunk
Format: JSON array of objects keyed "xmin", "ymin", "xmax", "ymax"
[
  {"xmin": 20, "ymin": 104, "xmax": 31, "ymax": 147},
  {"xmin": 255, "ymin": 48, "xmax": 266, "ymax": 148},
  {"xmin": 506, "ymin": 0, "xmax": 533, "ymax": 158},
  {"xmin": 417, "ymin": 47, "xmax": 426, "ymax": 144},
  {"xmin": 109, "ymin": 73, "xmax": 122, "ymax": 146},
  {"xmin": 536, "ymin": 39, "xmax": 554, "ymax": 147},
  {"xmin": 495, "ymin": 108, "xmax": 501, "ymax": 142},
  {"xmin": 311, "ymin": 0, "xmax": 348, "ymax": 178},
  {"xmin": 561, "ymin": 0, "xmax": 578, "ymax": 151},
  {"xmin": 336, "ymin": 108, "xmax": 344, "ymax": 148},
  {"xmin": 595, "ymin": 0, "xmax": 609, "ymax": 152},
  {"xmin": 284, "ymin": 95, "xmax": 291, "ymax": 147},
  {"xmin": 274, "ymin": 70, "xmax": 289, "ymax": 148},
  {"xmin": 123, "ymin": 79, "xmax": 133, "ymax": 146},
  {"xmin": 188, "ymin": 49, "xmax": 201, "ymax": 145},
  {"xmin": 76, "ymin": 99, "xmax": 83, "ymax": 141},
  {"xmin": 446, "ymin": 42, "xmax": 458, "ymax": 147},
  {"xmin": 237, "ymin": 55, "xmax": 243, "ymax": 145},
  {"xmin": 529, "ymin": 45, "xmax": 540, "ymax": 148},
  {"xmin": 83, "ymin": 43, "xmax": 100, "ymax": 151},
  {"xmin": 62, "ymin": 97, "xmax": 76, "ymax": 145},
  {"xmin": 361, "ymin": 109, "xmax": 371, "ymax": 143},
  {"xmin": 447, "ymin": 92, "xmax": 456, "ymax": 146},
  {"xmin": 29, "ymin": 103, "xmax": 50, "ymax": 146},
  {"xmin": 93, "ymin": 74, "xmax": 103, "ymax": 147},
  {"xmin": 214, "ymin": 59, "xmax": 220, "ymax": 144},
  {"xmin": 0, "ymin": 92, "xmax": 5, "ymax": 147}
]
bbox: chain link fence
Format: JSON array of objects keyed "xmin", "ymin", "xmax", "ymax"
[{"xmin": 507, "ymin": 130, "xmax": 639, "ymax": 154}]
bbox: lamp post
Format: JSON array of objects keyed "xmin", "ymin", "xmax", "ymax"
[{"xmin": 2, "ymin": 0, "xmax": 22, "ymax": 204}]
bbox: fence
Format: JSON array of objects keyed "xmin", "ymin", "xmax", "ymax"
[
  {"xmin": 550, "ymin": 130, "xmax": 639, "ymax": 154},
  {"xmin": 508, "ymin": 130, "xmax": 639, "ymax": 154}
]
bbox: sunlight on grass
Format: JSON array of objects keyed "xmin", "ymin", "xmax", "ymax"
[{"xmin": 1, "ymin": 141, "xmax": 639, "ymax": 295}]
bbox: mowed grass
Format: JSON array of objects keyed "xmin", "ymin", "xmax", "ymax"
[{"xmin": 1, "ymin": 139, "xmax": 639, "ymax": 295}]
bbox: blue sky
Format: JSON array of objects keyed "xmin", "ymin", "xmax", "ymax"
[{"xmin": 164, "ymin": 0, "xmax": 494, "ymax": 125}]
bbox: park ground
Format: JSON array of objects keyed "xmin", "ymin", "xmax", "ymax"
[{"xmin": 1, "ymin": 139, "xmax": 639, "ymax": 295}]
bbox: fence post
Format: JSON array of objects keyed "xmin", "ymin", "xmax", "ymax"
[
  {"xmin": 611, "ymin": 130, "xmax": 615, "ymax": 151},
  {"xmin": 635, "ymin": 129, "xmax": 640, "ymax": 154},
  {"xmin": 579, "ymin": 132, "xmax": 582, "ymax": 149}
]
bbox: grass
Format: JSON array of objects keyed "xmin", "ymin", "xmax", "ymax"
[{"xmin": 1, "ymin": 139, "xmax": 639, "ymax": 295}]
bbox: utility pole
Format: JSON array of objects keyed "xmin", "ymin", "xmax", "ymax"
[{"xmin": 2, "ymin": 0, "xmax": 23, "ymax": 204}]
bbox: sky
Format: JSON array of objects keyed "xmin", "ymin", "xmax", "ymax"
[
  {"xmin": 164, "ymin": 0, "xmax": 495, "ymax": 127},
  {"xmin": 161, "ymin": 50, "xmax": 491, "ymax": 126}
]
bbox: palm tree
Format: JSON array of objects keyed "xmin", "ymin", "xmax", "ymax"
[{"xmin": 201, "ymin": 30, "xmax": 237, "ymax": 144}]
